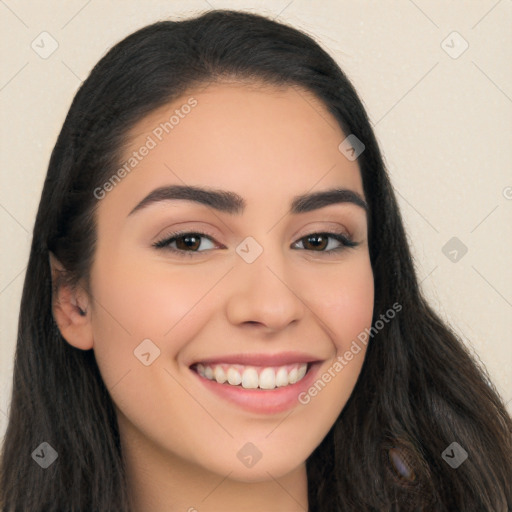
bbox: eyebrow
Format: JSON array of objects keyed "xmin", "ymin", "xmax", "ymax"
[{"xmin": 127, "ymin": 185, "xmax": 368, "ymax": 217}]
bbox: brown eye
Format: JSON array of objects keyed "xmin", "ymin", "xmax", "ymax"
[
  {"xmin": 302, "ymin": 234, "xmax": 329, "ymax": 251},
  {"xmin": 153, "ymin": 231, "xmax": 219, "ymax": 256},
  {"xmin": 293, "ymin": 232, "xmax": 358, "ymax": 254},
  {"xmin": 174, "ymin": 234, "xmax": 201, "ymax": 251}
]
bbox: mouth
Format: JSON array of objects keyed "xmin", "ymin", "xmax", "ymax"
[
  {"xmin": 191, "ymin": 361, "xmax": 310, "ymax": 390},
  {"xmin": 188, "ymin": 353, "xmax": 323, "ymax": 414}
]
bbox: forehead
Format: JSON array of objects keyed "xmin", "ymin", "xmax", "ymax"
[
  {"xmin": 100, "ymin": 81, "xmax": 364, "ymax": 218},
  {"xmin": 126, "ymin": 80, "xmax": 342, "ymax": 146}
]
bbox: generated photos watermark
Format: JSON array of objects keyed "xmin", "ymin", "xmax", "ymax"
[
  {"xmin": 298, "ymin": 302, "xmax": 402, "ymax": 405},
  {"xmin": 93, "ymin": 97, "xmax": 197, "ymax": 200}
]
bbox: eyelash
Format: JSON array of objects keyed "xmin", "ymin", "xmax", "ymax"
[{"xmin": 152, "ymin": 229, "xmax": 359, "ymax": 257}]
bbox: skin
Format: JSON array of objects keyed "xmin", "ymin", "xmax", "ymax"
[{"xmin": 51, "ymin": 81, "xmax": 374, "ymax": 512}]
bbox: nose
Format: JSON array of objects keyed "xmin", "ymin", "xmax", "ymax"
[{"xmin": 224, "ymin": 247, "xmax": 307, "ymax": 333}]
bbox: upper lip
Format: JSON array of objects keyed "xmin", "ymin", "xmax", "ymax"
[{"xmin": 190, "ymin": 352, "xmax": 322, "ymax": 367}]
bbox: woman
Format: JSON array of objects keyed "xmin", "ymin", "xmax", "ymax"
[{"xmin": 1, "ymin": 9, "xmax": 510, "ymax": 511}]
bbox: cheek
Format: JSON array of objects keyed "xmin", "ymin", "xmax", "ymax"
[
  {"xmin": 308, "ymin": 254, "xmax": 374, "ymax": 350},
  {"xmin": 274, "ymin": 255, "xmax": 374, "ymax": 459},
  {"xmin": 87, "ymin": 252, "xmax": 223, "ymax": 456},
  {"xmin": 87, "ymin": 247, "xmax": 222, "ymax": 392},
  {"xmin": 307, "ymin": 255, "xmax": 373, "ymax": 384},
  {"xmin": 90, "ymin": 251, "xmax": 217, "ymax": 339}
]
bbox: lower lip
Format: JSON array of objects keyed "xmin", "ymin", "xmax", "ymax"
[{"xmin": 191, "ymin": 363, "xmax": 322, "ymax": 414}]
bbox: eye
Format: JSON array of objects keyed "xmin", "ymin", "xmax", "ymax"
[
  {"xmin": 292, "ymin": 231, "xmax": 359, "ymax": 254},
  {"xmin": 153, "ymin": 230, "xmax": 359, "ymax": 257},
  {"xmin": 153, "ymin": 231, "xmax": 221, "ymax": 257}
]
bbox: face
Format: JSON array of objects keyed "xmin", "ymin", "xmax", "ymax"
[{"xmin": 87, "ymin": 82, "xmax": 374, "ymax": 482}]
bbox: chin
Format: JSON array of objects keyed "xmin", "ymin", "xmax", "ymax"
[{"xmin": 200, "ymin": 450, "xmax": 309, "ymax": 483}]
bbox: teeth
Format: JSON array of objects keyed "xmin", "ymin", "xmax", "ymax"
[
  {"xmin": 259, "ymin": 367, "xmax": 276, "ymax": 390},
  {"xmin": 241, "ymin": 368, "xmax": 259, "ymax": 389},
  {"xmin": 196, "ymin": 362, "xmax": 309, "ymax": 390},
  {"xmin": 275, "ymin": 367, "xmax": 289, "ymax": 387},
  {"xmin": 297, "ymin": 364, "xmax": 307, "ymax": 380},
  {"xmin": 227, "ymin": 367, "xmax": 242, "ymax": 386},
  {"xmin": 288, "ymin": 367, "xmax": 298, "ymax": 384},
  {"xmin": 214, "ymin": 366, "xmax": 227, "ymax": 384},
  {"xmin": 204, "ymin": 366, "xmax": 214, "ymax": 380}
]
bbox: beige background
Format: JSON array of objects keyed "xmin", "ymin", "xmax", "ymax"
[{"xmin": 1, "ymin": 1, "xmax": 511, "ymax": 442}]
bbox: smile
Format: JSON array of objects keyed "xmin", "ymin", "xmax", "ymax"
[
  {"xmin": 194, "ymin": 362, "xmax": 309, "ymax": 390},
  {"xmin": 189, "ymin": 353, "xmax": 323, "ymax": 414}
]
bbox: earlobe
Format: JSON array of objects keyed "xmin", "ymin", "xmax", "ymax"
[{"xmin": 49, "ymin": 251, "xmax": 94, "ymax": 351}]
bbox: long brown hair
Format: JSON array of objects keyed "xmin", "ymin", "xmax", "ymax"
[{"xmin": 1, "ymin": 9, "xmax": 510, "ymax": 511}]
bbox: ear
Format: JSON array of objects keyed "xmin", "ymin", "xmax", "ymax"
[{"xmin": 49, "ymin": 251, "xmax": 94, "ymax": 350}]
